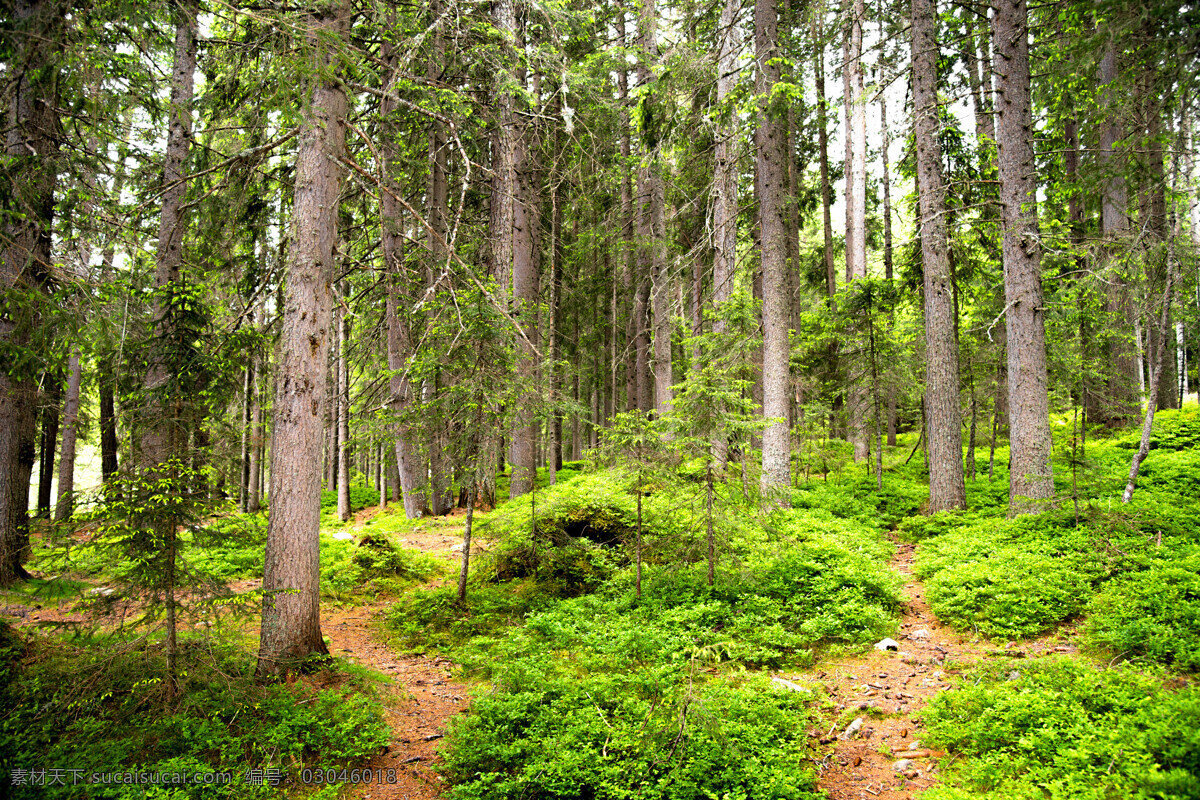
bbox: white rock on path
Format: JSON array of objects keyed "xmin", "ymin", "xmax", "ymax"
[{"xmin": 874, "ymin": 637, "xmax": 901, "ymax": 651}]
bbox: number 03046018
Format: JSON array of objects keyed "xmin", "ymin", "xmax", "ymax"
[{"xmin": 298, "ymin": 768, "xmax": 398, "ymax": 785}]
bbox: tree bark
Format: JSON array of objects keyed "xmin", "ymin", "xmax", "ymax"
[
  {"xmin": 507, "ymin": 9, "xmax": 540, "ymax": 498},
  {"xmin": 994, "ymin": 0, "xmax": 1053, "ymax": 514},
  {"xmin": 711, "ymin": 0, "xmax": 741, "ymax": 468},
  {"xmin": 380, "ymin": 37, "xmax": 428, "ymax": 520},
  {"xmin": 337, "ymin": 293, "xmax": 351, "ymax": 522},
  {"xmin": 913, "ymin": 0, "xmax": 966, "ymax": 511},
  {"xmin": 257, "ymin": 3, "xmax": 349, "ymax": 679},
  {"xmin": 757, "ymin": 0, "xmax": 791, "ymax": 501},
  {"xmin": 54, "ymin": 349, "xmax": 82, "ymax": 521},
  {"xmin": 843, "ymin": 0, "xmax": 869, "ymax": 462},
  {"xmin": 140, "ymin": 0, "xmax": 197, "ymax": 472}
]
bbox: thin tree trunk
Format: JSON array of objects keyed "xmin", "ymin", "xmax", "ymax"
[
  {"xmin": 843, "ymin": 0, "xmax": 869, "ymax": 462},
  {"xmin": 337, "ymin": 294, "xmax": 351, "ymax": 522},
  {"xmin": 1123, "ymin": 161, "xmax": 1180, "ymax": 502},
  {"xmin": 240, "ymin": 357, "xmax": 254, "ymax": 513},
  {"xmin": 994, "ymin": 0, "xmax": 1053, "ymax": 514},
  {"xmin": 257, "ymin": 2, "xmax": 349, "ymax": 680},
  {"xmin": 457, "ymin": 485, "xmax": 476, "ymax": 602},
  {"xmin": 913, "ymin": 0, "xmax": 965, "ymax": 511},
  {"xmin": 712, "ymin": 0, "xmax": 741, "ymax": 468},
  {"xmin": 54, "ymin": 350, "xmax": 82, "ymax": 521},
  {"xmin": 881, "ymin": 93, "xmax": 897, "ymax": 446},
  {"xmin": 757, "ymin": 0, "xmax": 791, "ymax": 501},
  {"xmin": 37, "ymin": 379, "xmax": 61, "ymax": 517},
  {"xmin": 381, "ymin": 31, "xmax": 428, "ymax": 519}
]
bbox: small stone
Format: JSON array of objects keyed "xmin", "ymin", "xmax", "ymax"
[
  {"xmin": 1008, "ymin": 670, "xmax": 1022, "ymax": 681},
  {"xmin": 893, "ymin": 759, "xmax": 915, "ymax": 773},
  {"xmin": 931, "ymin": 670, "xmax": 946, "ymax": 680},
  {"xmin": 875, "ymin": 638, "xmax": 901, "ymax": 651},
  {"xmin": 909, "ymin": 629, "xmax": 931, "ymax": 641},
  {"xmin": 771, "ymin": 676, "xmax": 812, "ymax": 694},
  {"xmin": 839, "ymin": 717, "xmax": 864, "ymax": 740}
]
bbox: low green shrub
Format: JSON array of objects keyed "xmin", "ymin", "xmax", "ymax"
[
  {"xmin": 440, "ymin": 669, "xmax": 822, "ymax": 800},
  {"xmin": 0, "ymin": 633, "xmax": 389, "ymax": 799},
  {"xmin": 1085, "ymin": 560, "xmax": 1200, "ymax": 672},
  {"xmin": 925, "ymin": 549, "xmax": 1090, "ymax": 639},
  {"xmin": 921, "ymin": 657, "xmax": 1200, "ymax": 800},
  {"xmin": 352, "ymin": 531, "xmax": 443, "ymax": 583}
]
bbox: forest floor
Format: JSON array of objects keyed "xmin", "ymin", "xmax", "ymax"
[
  {"xmin": 0, "ymin": 501, "xmax": 1095, "ymax": 799},
  {"xmin": 325, "ymin": 507, "xmax": 477, "ymax": 800},
  {"xmin": 802, "ymin": 538, "xmax": 1078, "ymax": 800}
]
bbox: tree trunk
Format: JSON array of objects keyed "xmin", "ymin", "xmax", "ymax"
[
  {"xmin": 54, "ymin": 349, "xmax": 82, "ymax": 521},
  {"xmin": 240, "ymin": 356, "xmax": 254, "ymax": 513},
  {"xmin": 757, "ymin": 0, "xmax": 791, "ymax": 501},
  {"xmin": 457, "ymin": 485, "xmax": 476, "ymax": 602},
  {"xmin": 381, "ymin": 29, "xmax": 429, "ymax": 520},
  {"xmin": 843, "ymin": 0, "xmax": 869, "ymax": 462},
  {"xmin": 994, "ymin": 0, "xmax": 1053, "ymax": 514},
  {"xmin": 881, "ymin": 92, "xmax": 897, "ymax": 446},
  {"xmin": 247, "ymin": 308, "xmax": 264, "ymax": 513},
  {"xmin": 257, "ymin": 3, "xmax": 349, "ymax": 680},
  {"xmin": 337, "ymin": 294, "xmax": 351, "ymax": 522},
  {"xmin": 813, "ymin": 2, "xmax": 836, "ymax": 300},
  {"xmin": 912, "ymin": 0, "xmax": 966, "ymax": 511},
  {"xmin": 37, "ymin": 379, "xmax": 61, "ymax": 517},
  {"xmin": 1089, "ymin": 38, "xmax": 1139, "ymax": 427},
  {"xmin": 711, "ymin": 0, "xmax": 741, "ymax": 468},
  {"xmin": 508, "ymin": 12, "xmax": 540, "ymax": 498}
]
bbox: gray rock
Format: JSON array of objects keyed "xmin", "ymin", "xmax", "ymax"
[
  {"xmin": 770, "ymin": 677, "xmax": 812, "ymax": 694},
  {"xmin": 839, "ymin": 717, "xmax": 864, "ymax": 740},
  {"xmin": 874, "ymin": 637, "xmax": 901, "ymax": 651},
  {"xmin": 893, "ymin": 759, "xmax": 915, "ymax": 772},
  {"xmin": 909, "ymin": 628, "xmax": 931, "ymax": 641}
]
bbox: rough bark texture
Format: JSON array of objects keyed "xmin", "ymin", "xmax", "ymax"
[
  {"xmin": 506, "ymin": 7, "xmax": 539, "ymax": 498},
  {"xmin": 1088, "ymin": 38, "xmax": 1139, "ymax": 427},
  {"xmin": 756, "ymin": 0, "xmax": 791, "ymax": 500},
  {"xmin": 711, "ymin": 0, "xmax": 740, "ymax": 467},
  {"xmin": 140, "ymin": 0, "xmax": 198, "ymax": 470},
  {"xmin": 257, "ymin": 5, "xmax": 349, "ymax": 679},
  {"xmin": 54, "ymin": 349, "xmax": 82, "ymax": 521},
  {"xmin": 912, "ymin": 0, "xmax": 966, "ymax": 512},
  {"xmin": 381, "ymin": 33, "xmax": 428, "ymax": 520},
  {"xmin": 994, "ymin": 0, "xmax": 1053, "ymax": 514},
  {"xmin": 843, "ymin": 0, "xmax": 869, "ymax": 462},
  {"xmin": 336, "ymin": 296, "xmax": 351, "ymax": 522}
]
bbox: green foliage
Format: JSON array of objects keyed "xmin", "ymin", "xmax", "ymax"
[
  {"xmin": 926, "ymin": 553, "xmax": 1090, "ymax": 640},
  {"xmin": 0, "ymin": 634, "xmax": 389, "ymax": 798},
  {"xmin": 351, "ymin": 531, "xmax": 443, "ymax": 584},
  {"xmin": 921, "ymin": 658, "xmax": 1200, "ymax": 800},
  {"xmin": 320, "ymin": 483, "xmax": 379, "ymax": 515},
  {"xmin": 441, "ymin": 672, "xmax": 822, "ymax": 800},
  {"xmin": 1085, "ymin": 560, "xmax": 1200, "ymax": 671}
]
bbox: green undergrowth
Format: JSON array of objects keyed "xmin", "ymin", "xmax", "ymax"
[
  {"xmin": 921, "ymin": 657, "xmax": 1200, "ymax": 800},
  {"xmin": 905, "ymin": 408, "xmax": 1200, "ymax": 648},
  {"xmin": 0, "ymin": 623, "xmax": 389, "ymax": 799},
  {"xmin": 389, "ymin": 467, "xmax": 900, "ymax": 799}
]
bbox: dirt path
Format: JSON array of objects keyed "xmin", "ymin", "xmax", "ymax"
[
  {"xmin": 327, "ymin": 506, "xmax": 476, "ymax": 800},
  {"xmin": 798, "ymin": 539, "xmax": 1075, "ymax": 799},
  {"xmin": 323, "ymin": 602, "xmax": 468, "ymax": 800}
]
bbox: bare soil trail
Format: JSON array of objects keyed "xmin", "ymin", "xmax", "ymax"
[
  {"xmin": 329, "ymin": 505, "xmax": 479, "ymax": 800},
  {"xmin": 802, "ymin": 539, "xmax": 1076, "ymax": 800}
]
